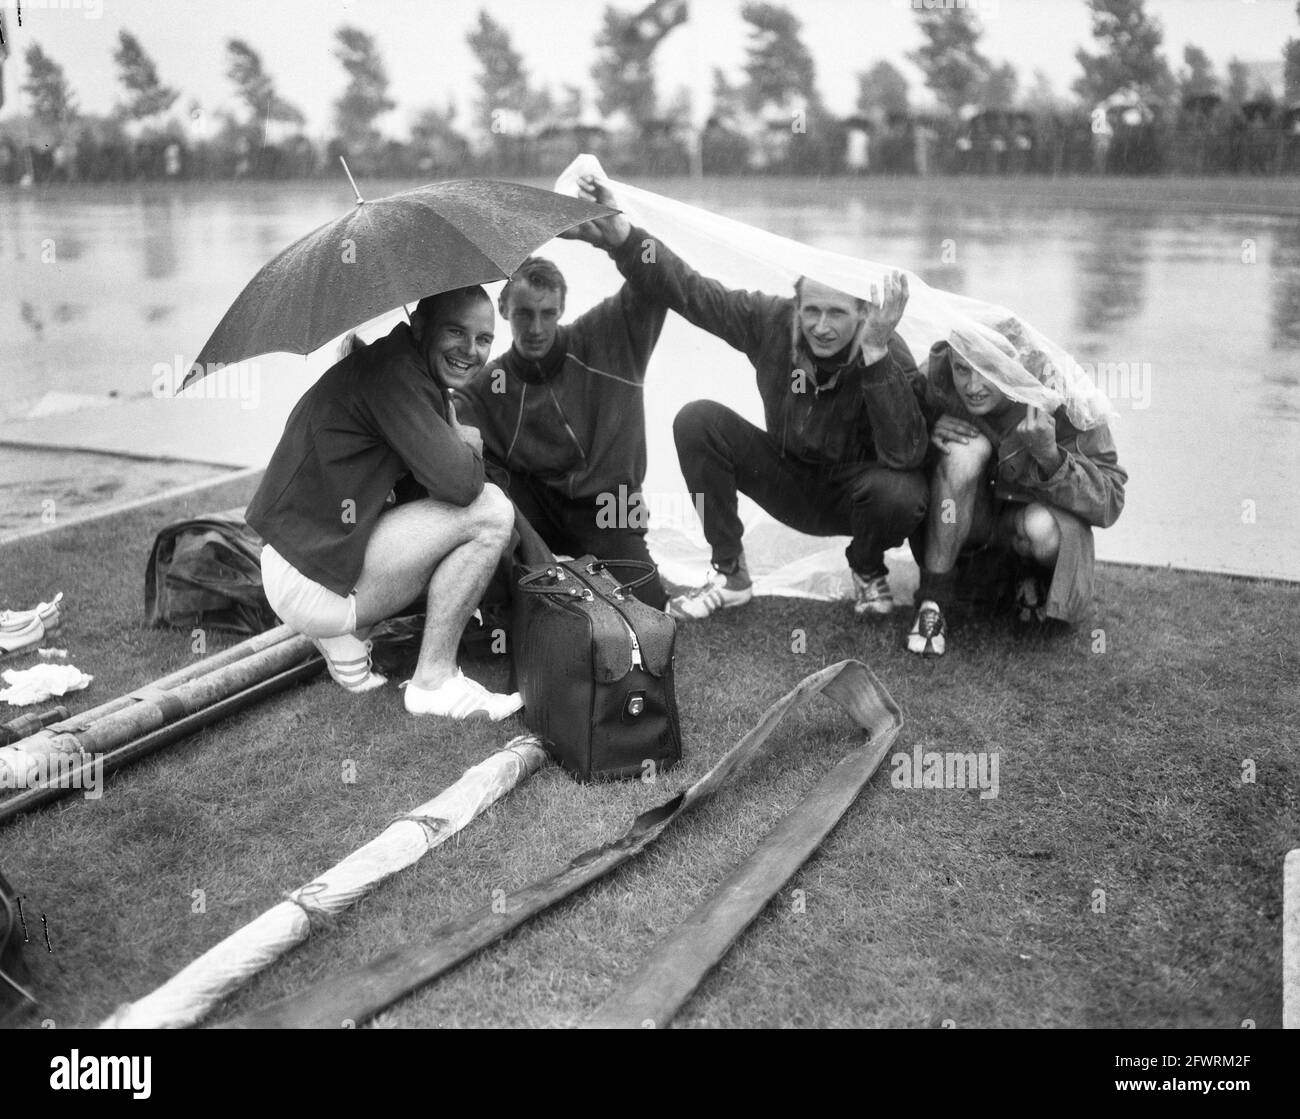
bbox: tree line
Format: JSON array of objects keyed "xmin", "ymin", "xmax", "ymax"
[{"xmin": 1, "ymin": 0, "xmax": 1298, "ymax": 184}]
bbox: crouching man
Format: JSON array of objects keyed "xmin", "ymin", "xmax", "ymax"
[
  {"xmin": 452, "ymin": 252, "xmax": 671, "ymax": 609},
  {"xmin": 245, "ymin": 286, "xmax": 523, "ymax": 720},
  {"xmin": 907, "ymin": 326, "xmax": 1127, "ymax": 656},
  {"xmin": 568, "ymin": 175, "xmax": 930, "ymax": 621}
]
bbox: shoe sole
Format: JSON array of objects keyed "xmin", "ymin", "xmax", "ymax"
[
  {"xmin": 854, "ymin": 602, "xmax": 894, "ymax": 617},
  {"xmin": 670, "ymin": 590, "xmax": 753, "ymax": 621}
]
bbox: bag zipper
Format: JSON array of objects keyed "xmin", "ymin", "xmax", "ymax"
[{"xmin": 568, "ymin": 563, "xmax": 645, "ymax": 671}]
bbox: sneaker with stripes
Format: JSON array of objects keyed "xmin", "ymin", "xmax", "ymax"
[
  {"xmin": 402, "ymin": 670, "xmax": 523, "ymax": 720},
  {"xmin": 311, "ymin": 634, "xmax": 387, "ymax": 693}
]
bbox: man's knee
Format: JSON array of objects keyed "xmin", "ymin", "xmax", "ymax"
[
  {"xmin": 470, "ymin": 483, "xmax": 514, "ymax": 544},
  {"xmin": 1018, "ymin": 503, "xmax": 1060, "ymax": 563},
  {"xmin": 673, "ymin": 399, "xmax": 728, "ymax": 450},
  {"xmin": 935, "ymin": 433, "xmax": 994, "ymax": 488},
  {"xmin": 851, "ymin": 467, "xmax": 928, "ymax": 523}
]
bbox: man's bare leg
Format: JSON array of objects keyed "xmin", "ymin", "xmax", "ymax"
[
  {"xmin": 909, "ymin": 434, "xmax": 994, "ymax": 656},
  {"xmin": 995, "ymin": 502, "xmax": 1061, "ymax": 622},
  {"xmin": 352, "ymin": 484, "xmax": 514, "ymax": 692},
  {"xmin": 924, "ymin": 433, "xmax": 995, "ymax": 575},
  {"xmin": 1000, "ymin": 502, "xmax": 1061, "ymax": 566}
]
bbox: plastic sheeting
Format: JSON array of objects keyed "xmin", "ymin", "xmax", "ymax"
[{"xmin": 548, "ymin": 156, "xmax": 1116, "ymax": 599}]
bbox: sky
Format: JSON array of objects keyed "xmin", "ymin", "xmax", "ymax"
[{"xmin": 0, "ymin": 0, "xmax": 1295, "ymax": 138}]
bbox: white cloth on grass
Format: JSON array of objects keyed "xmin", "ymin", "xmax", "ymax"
[{"xmin": 1, "ymin": 664, "xmax": 92, "ymax": 706}]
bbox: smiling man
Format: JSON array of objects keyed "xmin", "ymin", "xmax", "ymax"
[
  {"xmin": 245, "ymin": 286, "xmax": 524, "ymax": 720},
  {"xmin": 906, "ymin": 328, "xmax": 1127, "ymax": 656},
  {"xmin": 563, "ymin": 176, "xmax": 929, "ymax": 622},
  {"xmin": 452, "ymin": 254, "xmax": 671, "ymax": 608}
]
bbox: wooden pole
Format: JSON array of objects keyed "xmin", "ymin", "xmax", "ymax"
[
  {"xmin": 41, "ymin": 624, "xmax": 299, "ymax": 736},
  {"xmin": 0, "ymin": 634, "xmax": 316, "ymax": 788},
  {"xmin": 0, "ymin": 659, "xmax": 322, "ymax": 827}
]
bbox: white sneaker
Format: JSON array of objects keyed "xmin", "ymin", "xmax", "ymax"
[
  {"xmin": 667, "ymin": 571, "xmax": 753, "ymax": 621},
  {"xmin": 402, "ymin": 670, "xmax": 523, "ymax": 721},
  {"xmin": 851, "ymin": 570, "xmax": 894, "ymax": 617},
  {"xmin": 907, "ymin": 600, "xmax": 947, "ymax": 657},
  {"xmin": 0, "ymin": 592, "xmax": 63, "ymax": 653},
  {"xmin": 312, "ymin": 635, "xmax": 387, "ymax": 693}
]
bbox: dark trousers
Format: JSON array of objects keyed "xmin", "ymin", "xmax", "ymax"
[
  {"xmin": 673, "ymin": 399, "xmax": 928, "ymax": 576},
  {"xmin": 501, "ymin": 471, "xmax": 668, "ymax": 610}
]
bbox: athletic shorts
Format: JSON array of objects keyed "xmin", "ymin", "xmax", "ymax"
[{"xmin": 260, "ymin": 543, "xmax": 358, "ymax": 638}]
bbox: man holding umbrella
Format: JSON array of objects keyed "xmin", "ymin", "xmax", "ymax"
[
  {"xmin": 246, "ymin": 286, "xmax": 524, "ymax": 720},
  {"xmin": 192, "ymin": 177, "xmax": 612, "ymax": 720}
]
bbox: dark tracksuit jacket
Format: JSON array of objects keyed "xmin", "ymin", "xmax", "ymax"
[
  {"xmin": 246, "ymin": 321, "xmax": 483, "ymax": 598},
  {"xmin": 609, "ymin": 226, "xmax": 929, "ymax": 472},
  {"xmin": 454, "ymin": 281, "xmax": 667, "ymax": 501}
]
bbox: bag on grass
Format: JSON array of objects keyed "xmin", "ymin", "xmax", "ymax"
[
  {"xmin": 144, "ymin": 509, "xmax": 278, "ymax": 636},
  {"xmin": 513, "ymin": 556, "xmax": 682, "ymax": 783}
]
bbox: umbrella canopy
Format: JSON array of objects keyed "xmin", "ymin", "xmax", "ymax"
[{"xmin": 188, "ymin": 178, "xmax": 613, "ymax": 381}]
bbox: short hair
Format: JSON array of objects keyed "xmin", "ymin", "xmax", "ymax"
[
  {"xmin": 499, "ymin": 256, "xmax": 567, "ymax": 315},
  {"xmin": 793, "ymin": 275, "xmax": 867, "ymax": 311},
  {"xmin": 414, "ymin": 285, "xmax": 491, "ymax": 329}
]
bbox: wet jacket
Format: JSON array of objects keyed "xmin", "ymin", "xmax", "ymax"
[
  {"xmin": 246, "ymin": 321, "xmax": 483, "ymax": 598},
  {"xmin": 611, "ymin": 226, "xmax": 928, "ymax": 471},
  {"xmin": 918, "ymin": 341, "xmax": 1127, "ymax": 622}
]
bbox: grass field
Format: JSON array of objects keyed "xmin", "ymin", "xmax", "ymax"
[{"xmin": 1, "ymin": 472, "xmax": 1295, "ymax": 1029}]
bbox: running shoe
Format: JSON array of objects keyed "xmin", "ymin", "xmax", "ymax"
[
  {"xmin": 851, "ymin": 569, "xmax": 893, "ymax": 617},
  {"xmin": 667, "ymin": 571, "xmax": 753, "ymax": 621},
  {"xmin": 402, "ymin": 670, "xmax": 523, "ymax": 720},
  {"xmin": 312, "ymin": 635, "xmax": 387, "ymax": 693},
  {"xmin": 1015, "ymin": 575, "xmax": 1048, "ymax": 624},
  {"xmin": 907, "ymin": 599, "xmax": 947, "ymax": 657}
]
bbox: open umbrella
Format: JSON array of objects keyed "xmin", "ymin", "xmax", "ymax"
[{"xmin": 186, "ymin": 177, "xmax": 613, "ymax": 384}]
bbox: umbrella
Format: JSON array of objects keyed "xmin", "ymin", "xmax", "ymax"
[{"xmin": 186, "ymin": 177, "xmax": 613, "ymax": 383}]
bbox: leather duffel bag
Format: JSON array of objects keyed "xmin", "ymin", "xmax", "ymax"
[{"xmin": 513, "ymin": 557, "xmax": 681, "ymax": 782}]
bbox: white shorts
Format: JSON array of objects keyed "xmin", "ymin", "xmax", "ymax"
[{"xmin": 261, "ymin": 543, "xmax": 358, "ymax": 639}]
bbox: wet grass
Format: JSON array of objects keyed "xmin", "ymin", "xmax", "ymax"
[{"xmin": 1, "ymin": 474, "xmax": 1295, "ymax": 1029}]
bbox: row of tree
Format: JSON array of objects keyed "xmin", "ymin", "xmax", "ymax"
[{"xmin": 2, "ymin": 0, "xmax": 1298, "ymax": 184}]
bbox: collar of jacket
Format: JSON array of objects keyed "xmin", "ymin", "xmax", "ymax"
[
  {"xmin": 503, "ymin": 328, "xmax": 569, "ymax": 385},
  {"xmin": 793, "ymin": 338, "xmax": 859, "ymax": 394}
]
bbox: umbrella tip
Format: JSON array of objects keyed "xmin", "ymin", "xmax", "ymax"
[{"xmin": 339, "ymin": 155, "xmax": 365, "ymax": 205}]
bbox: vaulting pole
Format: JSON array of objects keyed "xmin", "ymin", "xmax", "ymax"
[
  {"xmin": 0, "ymin": 659, "xmax": 323, "ymax": 827},
  {"xmin": 0, "ymin": 631, "xmax": 315, "ymax": 789},
  {"xmin": 101, "ymin": 735, "xmax": 550, "ymax": 1030},
  {"xmin": 219, "ymin": 660, "xmax": 901, "ymax": 1029}
]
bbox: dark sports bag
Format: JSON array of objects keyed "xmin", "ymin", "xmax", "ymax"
[
  {"xmin": 513, "ymin": 557, "xmax": 682, "ymax": 783},
  {"xmin": 144, "ymin": 509, "xmax": 278, "ymax": 636}
]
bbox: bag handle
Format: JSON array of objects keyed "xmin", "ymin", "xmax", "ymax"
[
  {"xmin": 582, "ymin": 559, "xmax": 658, "ymax": 597},
  {"xmin": 516, "ymin": 566, "xmax": 593, "ymax": 600}
]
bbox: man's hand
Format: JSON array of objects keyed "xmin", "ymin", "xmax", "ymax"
[
  {"xmin": 857, "ymin": 270, "xmax": 909, "ymax": 366},
  {"xmin": 449, "ymin": 407, "xmax": 483, "ymax": 454},
  {"xmin": 1016, "ymin": 404, "xmax": 1062, "ymax": 471},
  {"xmin": 558, "ymin": 173, "xmax": 632, "ymax": 251},
  {"xmin": 931, "ymin": 413, "xmax": 981, "ymax": 455}
]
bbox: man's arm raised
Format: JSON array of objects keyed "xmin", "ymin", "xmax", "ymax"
[{"xmin": 562, "ymin": 174, "xmax": 785, "ymax": 362}]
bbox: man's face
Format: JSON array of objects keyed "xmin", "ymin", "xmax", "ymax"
[
  {"xmin": 421, "ymin": 297, "xmax": 495, "ymax": 390},
  {"xmin": 797, "ymin": 280, "xmax": 867, "ymax": 359},
  {"xmin": 506, "ymin": 282, "xmax": 564, "ymax": 361},
  {"xmin": 950, "ymin": 352, "xmax": 1008, "ymax": 416}
]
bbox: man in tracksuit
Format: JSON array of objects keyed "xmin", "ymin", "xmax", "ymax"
[
  {"xmin": 453, "ymin": 254, "xmax": 671, "ymax": 609},
  {"xmin": 563, "ymin": 175, "xmax": 929, "ymax": 621}
]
